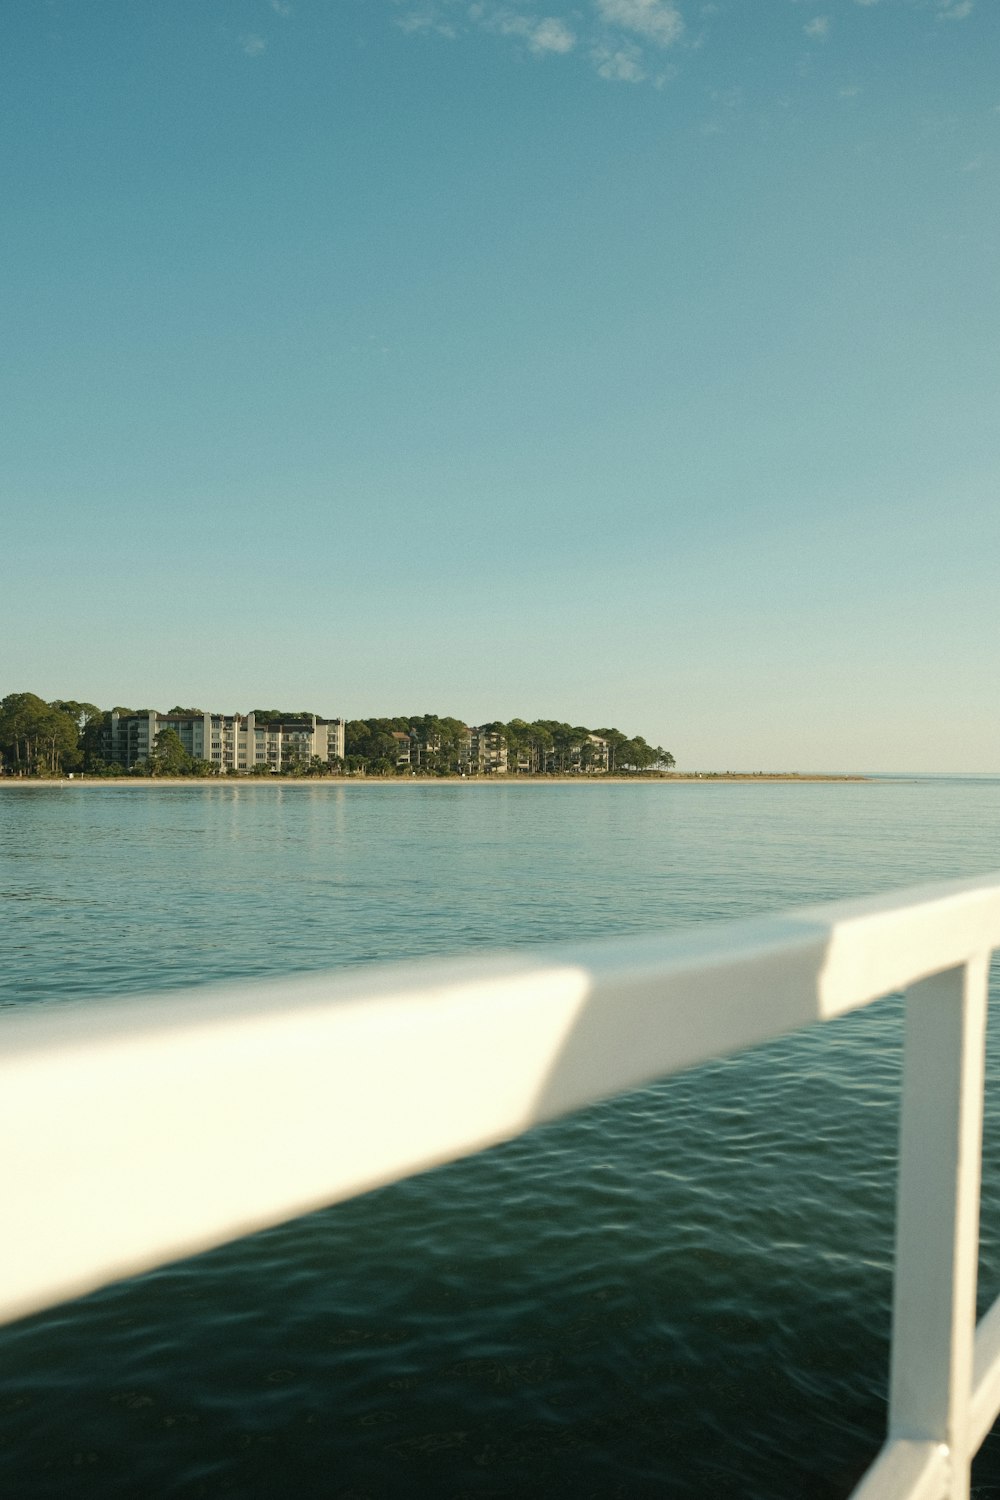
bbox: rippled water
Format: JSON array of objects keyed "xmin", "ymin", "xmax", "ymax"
[{"xmin": 3, "ymin": 779, "xmax": 1000, "ymax": 1498}]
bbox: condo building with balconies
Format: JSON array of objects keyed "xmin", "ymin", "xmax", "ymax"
[{"xmin": 104, "ymin": 710, "xmax": 346, "ymax": 772}]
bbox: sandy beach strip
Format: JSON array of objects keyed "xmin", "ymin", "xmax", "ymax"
[{"xmin": 0, "ymin": 774, "xmax": 870, "ymax": 789}]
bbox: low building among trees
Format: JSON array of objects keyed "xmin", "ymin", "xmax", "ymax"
[{"xmin": 343, "ymin": 716, "xmax": 673, "ymax": 777}]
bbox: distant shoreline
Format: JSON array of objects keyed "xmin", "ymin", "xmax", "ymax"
[{"xmin": 0, "ymin": 773, "xmax": 871, "ymax": 788}]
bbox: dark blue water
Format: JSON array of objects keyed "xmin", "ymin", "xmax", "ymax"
[{"xmin": 3, "ymin": 780, "xmax": 1000, "ymax": 1498}]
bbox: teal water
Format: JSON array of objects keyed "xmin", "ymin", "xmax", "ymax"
[{"xmin": 3, "ymin": 779, "xmax": 1000, "ymax": 1498}]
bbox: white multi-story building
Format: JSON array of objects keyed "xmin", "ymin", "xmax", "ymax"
[{"xmin": 105, "ymin": 710, "xmax": 346, "ymax": 772}]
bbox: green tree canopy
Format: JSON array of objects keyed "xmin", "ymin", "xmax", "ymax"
[
  {"xmin": 0, "ymin": 693, "xmax": 80, "ymax": 776},
  {"xmin": 251, "ymin": 709, "xmax": 313, "ymax": 723},
  {"xmin": 149, "ymin": 728, "xmax": 193, "ymax": 777}
]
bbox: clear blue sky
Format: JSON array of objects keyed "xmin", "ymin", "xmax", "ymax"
[{"xmin": 3, "ymin": 0, "xmax": 997, "ymax": 770}]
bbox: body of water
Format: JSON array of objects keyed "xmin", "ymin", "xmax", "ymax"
[{"xmin": 3, "ymin": 778, "xmax": 1000, "ymax": 1498}]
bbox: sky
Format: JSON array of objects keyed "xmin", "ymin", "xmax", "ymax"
[{"xmin": 2, "ymin": 0, "xmax": 998, "ymax": 771}]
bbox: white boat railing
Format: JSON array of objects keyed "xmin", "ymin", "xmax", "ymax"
[{"xmin": 4, "ymin": 873, "xmax": 1000, "ymax": 1499}]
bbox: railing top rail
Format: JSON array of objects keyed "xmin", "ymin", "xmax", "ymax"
[{"xmin": 3, "ymin": 872, "xmax": 1000, "ymax": 1327}]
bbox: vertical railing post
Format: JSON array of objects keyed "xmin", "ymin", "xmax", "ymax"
[{"xmin": 888, "ymin": 957, "xmax": 990, "ymax": 1500}]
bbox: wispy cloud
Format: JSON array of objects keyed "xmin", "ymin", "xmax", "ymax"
[
  {"xmin": 241, "ymin": 33, "xmax": 266, "ymax": 56},
  {"xmin": 528, "ymin": 16, "xmax": 576, "ymax": 52},
  {"xmin": 396, "ymin": 10, "xmax": 458, "ymax": 38},
  {"xmin": 269, "ymin": 0, "xmax": 293, "ymax": 15},
  {"xmin": 595, "ymin": 0, "xmax": 684, "ymax": 48},
  {"xmin": 387, "ymin": 0, "xmax": 687, "ymax": 85},
  {"xmin": 592, "ymin": 40, "xmax": 647, "ymax": 81},
  {"xmin": 401, "ymin": 4, "xmax": 579, "ymax": 53},
  {"xmin": 387, "ymin": 0, "xmax": 982, "ymax": 93},
  {"xmin": 482, "ymin": 9, "xmax": 577, "ymax": 54}
]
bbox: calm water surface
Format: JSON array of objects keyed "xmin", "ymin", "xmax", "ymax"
[{"xmin": 3, "ymin": 779, "xmax": 1000, "ymax": 1498}]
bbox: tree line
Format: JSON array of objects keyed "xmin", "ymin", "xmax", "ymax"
[
  {"xmin": 0, "ymin": 693, "xmax": 675, "ymax": 778},
  {"xmin": 344, "ymin": 715, "xmax": 674, "ymax": 777},
  {"xmin": 0, "ymin": 694, "xmax": 106, "ymax": 777}
]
